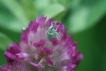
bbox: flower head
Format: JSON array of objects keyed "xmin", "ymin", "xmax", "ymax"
[
  {"xmin": 2, "ymin": 15, "xmax": 83, "ymax": 71},
  {"xmin": 0, "ymin": 63, "xmax": 31, "ymax": 71}
]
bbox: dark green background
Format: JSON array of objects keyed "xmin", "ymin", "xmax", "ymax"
[{"xmin": 0, "ymin": 0, "xmax": 106, "ymax": 71}]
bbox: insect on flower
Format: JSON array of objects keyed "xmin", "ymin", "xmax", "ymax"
[
  {"xmin": 1, "ymin": 15, "xmax": 83, "ymax": 71},
  {"xmin": 47, "ymin": 22, "xmax": 58, "ymax": 40}
]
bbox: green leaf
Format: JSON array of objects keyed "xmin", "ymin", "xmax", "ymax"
[
  {"xmin": 0, "ymin": 2, "xmax": 28, "ymax": 33},
  {"xmin": 44, "ymin": 3, "xmax": 66, "ymax": 20},
  {"xmin": 19, "ymin": 0, "xmax": 36, "ymax": 21},
  {"xmin": 0, "ymin": 9, "xmax": 26, "ymax": 33},
  {"xmin": 0, "ymin": 49, "xmax": 6, "ymax": 65},
  {"xmin": 33, "ymin": 0, "xmax": 50, "ymax": 16},
  {"xmin": 0, "ymin": 33, "xmax": 12, "ymax": 50},
  {"xmin": 1, "ymin": 0, "xmax": 28, "ymax": 25},
  {"xmin": 50, "ymin": 0, "xmax": 66, "ymax": 5},
  {"xmin": 68, "ymin": 0, "xmax": 106, "ymax": 33}
]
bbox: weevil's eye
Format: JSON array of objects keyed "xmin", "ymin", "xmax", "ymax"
[{"xmin": 47, "ymin": 23, "xmax": 58, "ymax": 41}]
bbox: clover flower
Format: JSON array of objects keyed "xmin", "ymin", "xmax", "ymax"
[
  {"xmin": 0, "ymin": 63, "xmax": 31, "ymax": 71},
  {"xmin": 1, "ymin": 15, "xmax": 83, "ymax": 71}
]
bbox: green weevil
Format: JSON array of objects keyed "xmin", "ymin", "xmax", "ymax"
[{"xmin": 47, "ymin": 23, "xmax": 58, "ymax": 40}]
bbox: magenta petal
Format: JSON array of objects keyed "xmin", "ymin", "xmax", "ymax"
[
  {"xmin": 72, "ymin": 42, "xmax": 78, "ymax": 46},
  {"xmin": 44, "ymin": 56, "xmax": 55, "ymax": 66},
  {"xmin": 38, "ymin": 16, "xmax": 46, "ymax": 27},
  {"xmin": 28, "ymin": 21, "xmax": 33, "ymax": 28},
  {"xmin": 20, "ymin": 30, "xmax": 28, "ymax": 43},
  {"xmin": 61, "ymin": 31, "xmax": 67, "ymax": 40},
  {"xmin": 4, "ymin": 52, "xmax": 16, "ymax": 60},
  {"xmin": 38, "ymin": 48, "xmax": 45, "ymax": 54},
  {"xmin": 72, "ymin": 50, "xmax": 80, "ymax": 57},
  {"xmin": 29, "ymin": 61, "xmax": 42, "ymax": 69},
  {"xmin": 34, "ymin": 54, "xmax": 39, "ymax": 60},
  {"xmin": 4, "ymin": 43, "xmax": 21, "ymax": 65},
  {"xmin": 77, "ymin": 54, "xmax": 83, "ymax": 61},
  {"xmin": 46, "ymin": 18, "xmax": 54, "ymax": 29},
  {"xmin": 67, "ymin": 63, "xmax": 76, "ymax": 71},
  {"xmin": 58, "ymin": 66, "xmax": 67, "ymax": 71},
  {"xmin": 67, "ymin": 63, "xmax": 76, "ymax": 69},
  {"xmin": 59, "ymin": 52, "xmax": 70, "ymax": 61},
  {"xmin": 76, "ymin": 54, "xmax": 83, "ymax": 65},
  {"xmin": 16, "ymin": 53, "xmax": 29, "ymax": 60},
  {"xmin": 56, "ymin": 21, "xmax": 61, "ymax": 25},
  {"xmin": 4, "ymin": 52, "xmax": 18, "ymax": 65},
  {"xmin": 8, "ymin": 43, "xmax": 21, "ymax": 54},
  {"xmin": 30, "ymin": 22, "xmax": 39, "ymax": 33},
  {"xmin": 37, "ymin": 47, "xmax": 53, "ymax": 55},
  {"xmin": 33, "ymin": 39, "xmax": 45, "ymax": 47},
  {"xmin": 51, "ymin": 38, "xmax": 58, "ymax": 46},
  {"xmin": 56, "ymin": 22, "xmax": 65, "ymax": 32},
  {"xmin": 64, "ymin": 35, "xmax": 72, "ymax": 47},
  {"xmin": 42, "ymin": 47, "xmax": 53, "ymax": 55},
  {"xmin": 35, "ymin": 17, "xmax": 40, "ymax": 22}
]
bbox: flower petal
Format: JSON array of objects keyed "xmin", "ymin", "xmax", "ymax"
[
  {"xmin": 29, "ymin": 61, "xmax": 42, "ymax": 69},
  {"xmin": 44, "ymin": 56, "xmax": 55, "ymax": 66},
  {"xmin": 33, "ymin": 39, "xmax": 45, "ymax": 47},
  {"xmin": 51, "ymin": 38, "xmax": 58, "ymax": 46},
  {"xmin": 46, "ymin": 18, "xmax": 54, "ymax": 29}
]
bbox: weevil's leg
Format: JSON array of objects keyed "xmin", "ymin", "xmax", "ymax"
[{"xmin": 55, "ymin": 25, "xmax": 60, "ymax": 31}]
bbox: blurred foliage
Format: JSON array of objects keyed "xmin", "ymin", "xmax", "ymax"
[
  {"xmin": 0, "ymin": 0, "xmax": 106, "ymax": 71},
  {"xmin": 0, "ymin": 33, "xmax": 12, "ymax": 50},
  {"xmin": 44, "ymin": 3, "xmax": 66, "ymax": 20}
]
